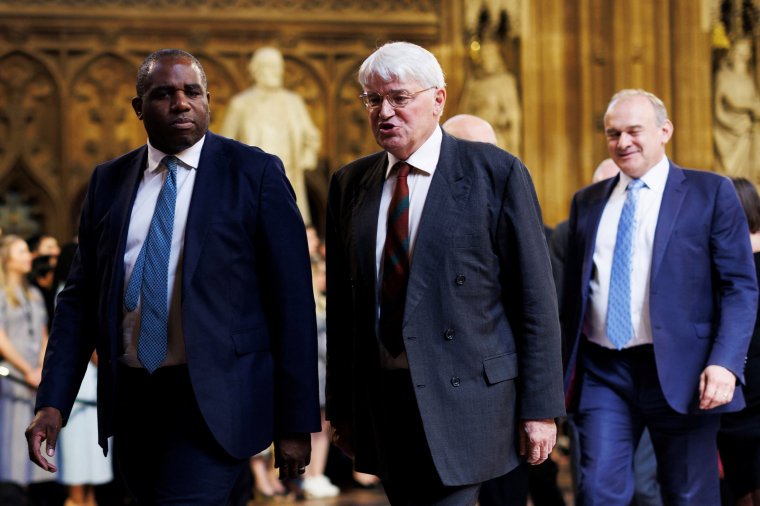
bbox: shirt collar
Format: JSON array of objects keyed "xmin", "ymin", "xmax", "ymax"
[
  {"xmin": 617, "ymin": 155, "xmax": 669, "ymax": 195},
  {"xmin": 385, "ymin": 125, "xmax": 442, "ymax": 179},
  {"xmin": 146, "ymin": 134, "xmax": 206, "ymax": 173}
]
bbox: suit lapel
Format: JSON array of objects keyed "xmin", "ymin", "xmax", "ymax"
[
  {"xmin": 651, "ymin": 163, "xmax": 687, "ymax": 281},
  {"xmin": 110, "ymin": 148, "xmax": 147, "ymax": 266},
  {"xmin": 404, "ymin": 134, "xmax": 471, "ymax": 324},
  {"xmin": 183, "ymin": 133, "xmax": 227, "ymax": 290},
  {"xmin": 352, "ymin": 154, "xmax": 387, "ymax": 290},
  {"xmin": 107, "ymin": 146, "xmax": 147, "ymax": 351}
]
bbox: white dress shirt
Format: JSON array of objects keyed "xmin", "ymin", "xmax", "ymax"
[
  {"xmin": 585, "ymin": 156, "xmax": 669, "ymax": 349},
  {"xmin": 375, "ymin": 125, "xmax": 442, "ymax": 368},
  {"xmin": 121, "ymin": 136, "xmax": 204, "ymax": 367}
]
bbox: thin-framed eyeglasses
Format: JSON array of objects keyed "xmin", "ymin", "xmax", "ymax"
[{"xmin": 359, "ymin": 87, "xmax": 437, "ymax": 109}]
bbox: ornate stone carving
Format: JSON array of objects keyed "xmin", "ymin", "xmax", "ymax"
[
  {"xmin": 336, "ymin": 61, "xmax": 378, "ymax": 167},
  {"xmin": 0, "ymin": 2, "xmax": 450, "ymax": 238},
  {"xmin": 0, "ymin": 0, "xmax": 439, "ymax": 11},
  {"xmin": 195, "ymin": 54, "xmax": 237, "ymax": 134},
  {"xmin": 68, "ymin": 54, "xmax": 143, "ymax": 196},
  {"xmin": 0, "ymin": 53, "xmax": 59, "ymax": 182},
  {"xmin": 714, "ymin": 38, "xmax": 760, "ymax": 182},
  {"xmin": 0, "ymin": 189, "xmax": 44, "ymax": 238},
  {"xmin": 459, "ymin": 41, "xmax": 522, "ymax": 155}
]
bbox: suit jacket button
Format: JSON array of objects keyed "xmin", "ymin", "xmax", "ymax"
[
  {"xmin": 451, "ymin": 377, "xmax": 461, "ymax": 387},
  {"xmin": 455, "ymin": 275, "xmax": 466, "ymax": 286},
  {"xmin": 444, "ymin": 328, "xmax": 455, "ymax": 340}
]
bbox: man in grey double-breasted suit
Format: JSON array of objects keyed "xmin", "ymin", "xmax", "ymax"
[{"xmin": 325, "ymin": 41, "xmax": 565, "ymax": 505}]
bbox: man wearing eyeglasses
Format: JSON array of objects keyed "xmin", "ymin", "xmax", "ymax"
[{"xmin": 325, "ymin": 41, "xmax": 565, "ymax": 504}]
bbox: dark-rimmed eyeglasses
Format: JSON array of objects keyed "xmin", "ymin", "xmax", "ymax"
[{"xmin": 359, "ymin": 87, "xmax": 436, "ymax": 109}]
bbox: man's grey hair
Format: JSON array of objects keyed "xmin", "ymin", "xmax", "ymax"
[
  {"xmin": 136, "ymin": 49, "xmax": 207, "ymax": 97},
  {"xmin": 358, "ymin": 41, "xmax": 446, "ymax": 90},
  {"xmin": 605, "ymin": 89, "xmax": 669, "ymax": 126}
]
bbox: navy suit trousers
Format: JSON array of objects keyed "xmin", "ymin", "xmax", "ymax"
[
  {"xmin": 114, "ymin": 364, "xmax": 246, "ymax": 505},
  {"xmin": 575, "ymin": 341, "xmax": 720, "ymax": 506}
]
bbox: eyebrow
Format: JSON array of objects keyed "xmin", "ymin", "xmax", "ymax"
[
  {"xmin": 366, "ymin": 89, "xmax": 410, "ymax": 94},
  {"xmin": 605, "ymin": 124, "xmax": 644, "ymax": 134},
  {"xmin": 151, "ymin": 84, "xmax": 203, "ymax": 93}
]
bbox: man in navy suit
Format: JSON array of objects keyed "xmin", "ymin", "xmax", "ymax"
[
  {"xmin": 25, "ymin": 49, "xmax": 320, "ymax": 504},
  {"xmin": 325, "ymin": 42, "xmax": 565, "ymax": 505},
  {"xmin": 562, "ymin": 88, "xmax": 758, "ymax": 505}
]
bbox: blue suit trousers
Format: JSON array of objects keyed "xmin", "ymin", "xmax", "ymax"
[{"xmin": 575, "ymin": 341, "xmax": 720, "ymax": 506}]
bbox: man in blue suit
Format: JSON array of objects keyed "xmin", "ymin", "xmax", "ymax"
[
  {"xmin": 326, "ymin": 42, "xmax": 565, "ymax": 505},
  {"xmin": 562, "ymin": 88, "xmax": 758, "ymax": 505},
  {"xmin": 25, "ymin": 49, "xmax": 320, "ymax": 504}
]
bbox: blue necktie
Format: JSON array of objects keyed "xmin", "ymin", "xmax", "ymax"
[
  {"xmin": 606, "ymin": 178, "xmax": 645, "ymax": 349},
  {"xmin": 124, "ymin": 155, "xmax": 178, "ymax": 373}
]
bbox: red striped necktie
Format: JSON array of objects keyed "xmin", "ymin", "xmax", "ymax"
[{"xmin": 379, "ymin": 161, "xmax": 411, "ymax": 357}]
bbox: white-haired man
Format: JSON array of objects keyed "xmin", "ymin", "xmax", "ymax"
[{"xmin": 325, "ymin": 41, "xmax": 565, "ymax": 504}]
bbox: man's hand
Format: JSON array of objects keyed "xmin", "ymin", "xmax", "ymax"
[
  {"xmin": 699, "ymin": 365, "xmax": 737, "ymax": 410},
  {"xmin": 25, "ymin": 406, "xmax": 62, "ymax": 473},
  {"xmin": 274, "ymin": 433, "xmax": 311, "ymax": 480},
  {"xmin": 519, "ymin": 419, "xmax": 556, "ymax": 465},
  {"xmin": 327, "ymin": 420, "xmax": 354, "ymax": 459}
]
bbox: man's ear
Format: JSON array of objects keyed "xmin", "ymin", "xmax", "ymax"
[
  {"xmin": 434, "ymin": 87, "xmax": 446, "ymax": 117},
  {"xmin": 661, "ymin": 119, "xmax": 674, "ymax": 144},
  {"xmin": 131, "ymin": 96, "xmax": 143, "ymax": 120}
]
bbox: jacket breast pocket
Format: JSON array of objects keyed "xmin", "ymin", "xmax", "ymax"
[{"xmin": 483, "ymin": 352, "xmax": 518, "ymax": 385}]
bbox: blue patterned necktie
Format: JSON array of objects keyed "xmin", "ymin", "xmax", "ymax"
[
  {"xmin": 124, "ymin": 155, "xmax": 178, "ymax": 373},
  {"xmin": 606, "ymin": 178, "xmax": 645, "ymax": 349}
]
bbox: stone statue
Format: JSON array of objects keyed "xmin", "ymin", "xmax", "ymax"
[
  {"xmin": 714, "ymin": 38, "xmax": 760, "ymax": 181},
  {"xmin": 222, "ymin": 47, "xmax": 321, "ymax": 224},
  {"xmin": 459, "ymin": 41, "xmax": 522, "ymax": 155}
]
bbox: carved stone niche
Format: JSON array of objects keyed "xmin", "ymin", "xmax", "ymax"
[
  {"xmin": 0, "ymin": 52, "xmax": 60, "ymax": 186},
  {"xmin": 711, "ymin": 0, "xmax": 760, "ymax": 185},
  {"xmin": 68, "ymin": 53, "xmax": 144, "ymax": 197},
  {"xmin": 0, "ymin": 159, "xmax": 56, "ymax": 238},
  {"xmin": 195, "ymin": 54, "xmax": 236, "ymax": 134}
]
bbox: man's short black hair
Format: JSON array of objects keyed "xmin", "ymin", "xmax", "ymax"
[{"xmin": 135, "ymin": 49, "xmax": 207, "ymax": 97}]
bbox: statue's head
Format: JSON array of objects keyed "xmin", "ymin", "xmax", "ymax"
[
  {"xmin": 478, "ymin": 41, "xmax": 506, "ymax": 75},
  {"xmin": 729, "ymin": 38, "xmax": 753, "ymax": 67},
  {"xmin": 249, "ymin": 47, "xmax": 284, "ymax": 89}
]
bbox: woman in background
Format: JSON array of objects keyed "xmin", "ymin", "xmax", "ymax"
[
  {"xmin": 720, "ymin": 177, "xmax": 760, "ymax": 506},
  {"xmin": 0, "ymin": 235, "xmax": 51, "ymax": 505}
]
